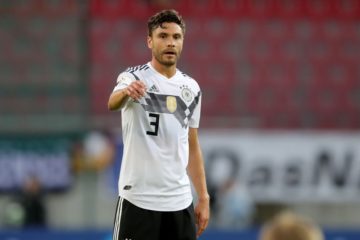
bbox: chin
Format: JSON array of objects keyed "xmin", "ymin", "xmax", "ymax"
[{"xmin": 162, "ymin": 60, "xmax": 177, "ymax": 66}]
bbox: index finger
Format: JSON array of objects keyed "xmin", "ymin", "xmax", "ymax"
[{"xmin": 134, "ymin": 80, "xmax": 146, "ymax": 89}]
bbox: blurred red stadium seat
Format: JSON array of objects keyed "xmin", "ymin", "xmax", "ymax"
[{"xmin": 87, "ymin": 0, "xmax": 360, "ymax": 129}]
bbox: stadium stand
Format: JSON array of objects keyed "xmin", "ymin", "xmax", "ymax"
[
  {"xmin": 1, "ymin": 0, "xmax": 359, "ymax": 130},
  {"xmin": 0, "ymin": 0, "xmax": 87, "ymax": 133},
  {"xmin": 89, "ymin": 0, "xmax": 360, "ymax": 129}
]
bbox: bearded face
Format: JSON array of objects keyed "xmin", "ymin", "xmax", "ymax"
[{"xmin": 147, "ymin": 22, "xmax": 184, "ymax": 67}]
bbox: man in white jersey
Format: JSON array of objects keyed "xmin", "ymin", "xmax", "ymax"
[{"xmin": 108, "ymin": 9, "xmax": 210, "ymax": 240}]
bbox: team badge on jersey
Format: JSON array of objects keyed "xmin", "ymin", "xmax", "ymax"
[
  {"xmin": 117, "ymin": 74, "xmax": 133, "ymax": 86},
  {"xmin": 166, "ymin": 96, "xmax": 177, "ymax": 113},
  {"xmin": 181, "ymin": 86, "xmax": 193, "ymax": 102}
]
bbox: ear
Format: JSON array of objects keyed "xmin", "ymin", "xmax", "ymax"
[{"xmin": 147, "ymin": 36, "xmax": 152, "ymax": 49}]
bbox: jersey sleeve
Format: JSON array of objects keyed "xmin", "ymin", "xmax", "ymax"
[
  {"xmin": 113, "ymin": 72, "xmax": 136, "ymax": 92},
  {"xmin": 188, "ymin": 91, "xmax": 202, "ymax": 128}
]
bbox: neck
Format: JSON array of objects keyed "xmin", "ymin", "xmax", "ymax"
[{"xmin": 150, "ymin": 59, "xmax": 176, "ymax": 78}]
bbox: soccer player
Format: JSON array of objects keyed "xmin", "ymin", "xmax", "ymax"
[
  {"xmin": 108, "ymin": 9, "xmax": 210, "ymax": 240},
  {"xmin": 259, "ymin": 211, "xmax": 324, "ymax": 240}
]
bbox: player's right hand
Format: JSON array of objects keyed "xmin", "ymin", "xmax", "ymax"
[{"xmin": 126, "ymin": 81, "xmax": 147, "ymax": 100}]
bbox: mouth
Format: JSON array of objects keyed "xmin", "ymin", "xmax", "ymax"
[{"xmin": 163, "ymin": 50, "xmax": 177, "ymax": 56}]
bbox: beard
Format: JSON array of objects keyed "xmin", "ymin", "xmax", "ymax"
[{"xmin": 154, "ymin": 51, "xmax": 180, "ymax": 67}]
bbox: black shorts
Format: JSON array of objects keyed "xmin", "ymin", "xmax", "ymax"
[{"xmin": 112, "ymin": 197, "xmax": 196, "ymax": 240}]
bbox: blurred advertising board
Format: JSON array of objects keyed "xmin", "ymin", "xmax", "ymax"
[
  {"xmin": 0, "ymin": 136, "xmax": 73, "ymax": 192},
  {"xmin": 201, "ymin": 131, "xmax": 360, "ymax": 203}
]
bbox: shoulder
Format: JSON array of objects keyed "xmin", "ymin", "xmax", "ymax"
[
  {"xmin": 178, "ymin": 70, "xmax": 200, "ymax": 92},
  {"xmin": 125, "ymin": 64, "xmax": 150, "ymax": 74},
  {"xmin": 118, "ymin": 64, "xmax": 150, "ymax": 81}
]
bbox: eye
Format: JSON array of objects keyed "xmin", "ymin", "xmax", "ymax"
[{"xmin": 174, "ymin": 34, "xmax": 182, "ymax": 40}]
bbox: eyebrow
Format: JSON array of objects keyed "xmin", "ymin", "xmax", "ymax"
[{"xmin": 157, "ymin": 31, "xmax": 182, "ymax": 37}]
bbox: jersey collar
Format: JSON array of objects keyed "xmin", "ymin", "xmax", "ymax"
[{"xmin": 147, "ymin": 62, "xmax": 180, "ymax": 80}]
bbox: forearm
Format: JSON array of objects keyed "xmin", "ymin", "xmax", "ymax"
[
  {"xmin": 187, "ymin": 128, "xmax": 209, "ymax": 200},
  {"xmin": 188, "ymin": 152, "xmax": 209, "ymax": 200},
  {"xmin": 108, "ymin": 80, "xmax": 147, "ymax": 111},
  {"xmin": 187, "ymin": 129, "xmax": 210, "ymax": 237},
  {"xmin": 108, "ymin": 89, "xmax": 129, "ymax": 111}
]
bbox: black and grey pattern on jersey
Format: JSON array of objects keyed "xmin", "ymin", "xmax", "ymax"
[
  {"xmin": 125, "ymin": 64, "xmax": 149, "ymax": 80},
  {"xmin": 126, "ymin": 64, "xmax": 149, "ymax": 73},
  {"xmin": 138, "ymin": 91, "xmax": 201, "ymax": 128}
]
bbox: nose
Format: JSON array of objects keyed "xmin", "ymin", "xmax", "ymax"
[{"xmin": 167, "ymin": 39, "xmax": 175, "ymax": 47}]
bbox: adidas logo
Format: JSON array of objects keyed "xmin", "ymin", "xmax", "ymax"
[{"xmin": 148, "ymin": 84, "xmax": 159, "ymax": 93}]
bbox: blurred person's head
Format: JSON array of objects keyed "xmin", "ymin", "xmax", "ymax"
[
  {"xmin": 259, "ymin": 211, "xmax": 324, "ymax": 240},
  {"xmin": 147, "ymin": 9, "xmax": 185, "ymax": 67},
  {"xmin": 23, "ymin": 175, "xmax": 41, "ymax": 195}
]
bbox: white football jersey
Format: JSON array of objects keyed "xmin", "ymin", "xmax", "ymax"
[{"xmin": 113, "ymin": 62, "xmax": 202, "ymax": 211}]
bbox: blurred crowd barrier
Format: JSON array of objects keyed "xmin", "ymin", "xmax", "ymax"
[{"xmin": 1, "ymin": 130, "xmax": 360, "ymax": 235}]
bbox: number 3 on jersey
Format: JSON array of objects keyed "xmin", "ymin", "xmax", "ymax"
[{"xmin": 146, "ymin": 113, "xmax": 160, "ymax": 136}]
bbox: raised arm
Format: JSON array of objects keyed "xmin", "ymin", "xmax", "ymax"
[
  {"xmin": 108, "ymin": 80, "xmax": 147, "ymax": 111},
  {"xmin": 187, "ymin": 127, "xmax": 210, "ymax": 237}
]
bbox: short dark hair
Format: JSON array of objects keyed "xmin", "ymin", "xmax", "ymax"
[{"xmin": 147, "ymin": 9, "xmax": 185, "ymax": 36}]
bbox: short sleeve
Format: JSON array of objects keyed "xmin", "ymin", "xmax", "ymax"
[
  {"xmin": 113, "ymin": 72, "xmax": 136, "ymax": 92},
  {"xmin": 188, "ymin": 92, "xmax": 202, "ymax": 128}
]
